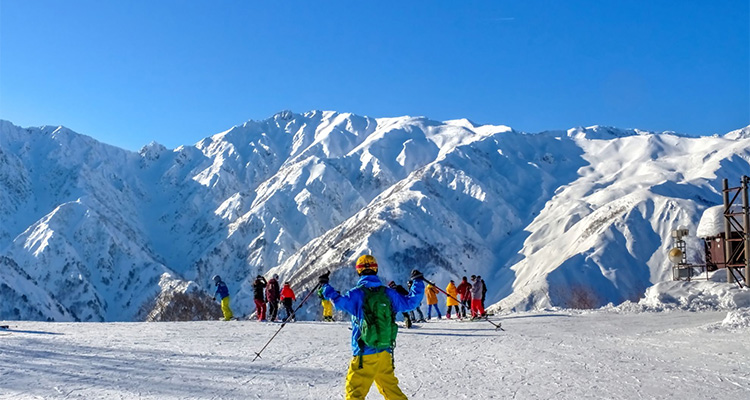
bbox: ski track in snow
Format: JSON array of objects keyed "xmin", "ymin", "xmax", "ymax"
[{"xmin": 1, "ymin": 310, "xmax": 748, "ymax": 399}]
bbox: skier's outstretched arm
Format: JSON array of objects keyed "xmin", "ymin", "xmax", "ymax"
[
  {"xmin": 320, "ymin": 284, "xmax": 362, "ymax": 316},
  {"xmin": 388, "ymin": 279, "xmax": 425, "ymax": 313}
]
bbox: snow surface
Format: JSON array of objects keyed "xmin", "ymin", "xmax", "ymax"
[
  {"xmin": 1, "ymin": 308, "xmax": 749, "ymax": 399},
  {"xmin": 612, "ymin": 272, "xmax": 750, "ymax": 313}
]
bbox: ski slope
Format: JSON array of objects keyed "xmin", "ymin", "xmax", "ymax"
[{"xmin": 2, "ymin": 309, "xmax": 748, "ymax": 399}]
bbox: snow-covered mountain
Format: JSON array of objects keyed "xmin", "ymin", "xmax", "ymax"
[{"xmin": 1, "ymin": 112, "xmax": 748, "ymax": 321}]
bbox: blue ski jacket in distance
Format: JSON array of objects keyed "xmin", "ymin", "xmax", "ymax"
[
  {"xmin": 321, "ymin": 275, "xmax": 425, "ymax": 356},
  {"xmin": 215, "ymin": 281, "xmax": 230, "ymax": 299}
]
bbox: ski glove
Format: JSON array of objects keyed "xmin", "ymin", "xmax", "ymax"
[
  {"xmin": 410, "ymin": 269, "xmax": 424, "ymax": 281},
  {"xmin": 318, "ymin": 270, "xmax": 330, "ymax": 285}
]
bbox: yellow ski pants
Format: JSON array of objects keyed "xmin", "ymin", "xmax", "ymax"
[
  {"xmin": 322, "ymin": 299, "xmax": 334, "ymax": 318},
  {"xmin": 345, "ymin": 351, "xmax": 407, "ymax": 400},
  {"xmin": 221, "ymin": 297, "xmax": 234, "ymax": 321}
]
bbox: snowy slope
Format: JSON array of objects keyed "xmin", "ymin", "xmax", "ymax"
[
  {"xmin": 495, "ymin": 130, "xmax": 750, "ymax": 311},
  {"xmin": 1, "ymin": 308, "xmax": 749, "ymax": 399},
  {"xmin": 1, "ymin": 113, "xmax": 749, "ymax": 321}
]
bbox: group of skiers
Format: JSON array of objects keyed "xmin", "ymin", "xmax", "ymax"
[
  {"xmin": 250, "ymin": 274, "xmax": 298, "ymax": 322},
  {"xmin": 212, "ymin": 272, "xmax": 488, "ymax": 326},
  {"xmin": 389, "ymin": 275, "xmax": 487, "ymax": 329},
  {"xmin": 215, "ymin": 255, "xmax": 492, "ymax": 399},
  {"xmin": 211, "ymin": 274, "xmax": 298, "ymax": 322}
]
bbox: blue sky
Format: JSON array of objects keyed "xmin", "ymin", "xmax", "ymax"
[{"xmin": 1, "ymin": 1, "xmax": 748, "ymax": 151}]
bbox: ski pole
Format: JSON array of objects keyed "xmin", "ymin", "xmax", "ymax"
[
  {"xmin": 423, "ymin": 278, "xmax": 504, "ymax": 331},
  {"xmin": 252, "ymin": 282, "xmax": 322, "ymax": 362}
]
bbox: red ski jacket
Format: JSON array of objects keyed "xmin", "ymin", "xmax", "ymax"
[
  {"xmin": 280, "ymin": 284, "xmax": 296, "ymax": 301},
  {"xmin": 456, "ymin": 280, "xmax": 472, "ymax": 301}
]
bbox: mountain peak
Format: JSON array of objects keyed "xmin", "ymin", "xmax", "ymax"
[
  {"xmin": 444, "ymin": 118, "xmax": 479, "ymax": 128},
  {"xmin": 274, "ymin": 110, "xmax": 295, "ymax": 121},
  {"xmin": 725, "ymin": 125, "xmax": 750, "ymax": 140},
  {"xmin": 139, "ymin": 141, "xmax": 169, "ymax": 160},
  {"xmin": 565, "ymin": 125, "xmax": 649, "ymax": 139}
]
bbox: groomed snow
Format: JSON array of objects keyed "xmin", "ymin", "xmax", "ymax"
[{"xmin": 2, "ymin": 309, "xmax": 749, "ymax": 399}]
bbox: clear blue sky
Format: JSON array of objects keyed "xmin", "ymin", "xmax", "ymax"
[{"xmin": 1, "ymin": 1, "xmax": 748, "ymax": 151}]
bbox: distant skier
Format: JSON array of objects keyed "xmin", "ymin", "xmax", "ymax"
[
  {"xmin": 425, "ymin": 283, "xmax": 442, "ymax": 320},
  {"xmin": 445, "ymin": 280, "xmax": 461, "ymax": 319},
  {"xmin": 212, "ymin": 275, "xmax": 234, "ymax": 321},
  {"xmin": 280, "ymin": 282, "xmax": 297, "ymax": 322},
  {"xmin": 319, "ymin": 292, "xmax": 335, "ymax": 322},
  {"xmin": 388, "ymin": 281, "xmax": 413, "ymax": 328},
  {"xmin": 408, "ymin": 280, "xmax": 426, "ymax": 322},
  {"xmin": 317, "ymin": 255, "xmax": 425, "ymax": 400},
  {"xmin": 456, "ymin": 276, "xmax": 472, "ymax": 318},
  {"xmin": 252, "ymin": 275, "xmax": 268, "ymax": 321},
  {"xmin": 470, "ymin": 275, "xmax": 486, "ymax": 319},
  {"xmin": 266, "ymin": 274, "xmax": 281, "ymax": 321}
]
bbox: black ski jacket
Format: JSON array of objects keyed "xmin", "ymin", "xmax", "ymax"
[
  {"xmin": 252, "ymin": 278, "xmax": 267, "ymax": 301},
  {"xmin": 266, "ymin": 279, "xmax": 280, "ymax": 302}
]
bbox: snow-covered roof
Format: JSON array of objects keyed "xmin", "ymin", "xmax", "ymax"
[{"xmin": 696, "ymin": 204, "xmax": 744, "ymax": 237}]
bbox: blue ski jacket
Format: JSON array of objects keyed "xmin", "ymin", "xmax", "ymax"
[
  {"xmin": 321, "ymin": 275, "xmax": 425, "ymax": 356},
  {"xmin": 215, "ymin": 281, "xmax": 230, "ymax": 299}
]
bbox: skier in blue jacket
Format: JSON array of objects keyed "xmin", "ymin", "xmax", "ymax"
[
  {"xmin": 318, "ymin": 254, "xmax": 425, "ymax": 400},
  {"xmin": 212, "ymin": 275, "xmax": 233, "ymax": 321}
]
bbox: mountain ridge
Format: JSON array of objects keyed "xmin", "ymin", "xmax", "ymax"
[{"xmin": 1, "ymin": 112, "xmax": 748, "ymax": 321}]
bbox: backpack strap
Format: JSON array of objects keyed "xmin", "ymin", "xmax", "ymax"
[{"xmin": 355, "ymin": 285, "xmax": 366, "ymax": 369}]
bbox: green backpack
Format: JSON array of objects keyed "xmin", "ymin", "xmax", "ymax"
[{"xmin": 358, "ymin": 286, "xmax": 398, "ymax": 351}]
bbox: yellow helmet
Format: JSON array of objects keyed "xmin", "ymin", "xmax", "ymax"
[{"xmin": 355, "ymin": 255, "xmax": 378, "ymax": 275}]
